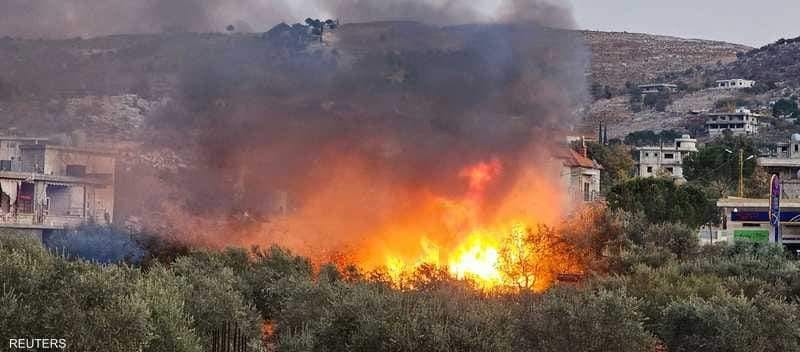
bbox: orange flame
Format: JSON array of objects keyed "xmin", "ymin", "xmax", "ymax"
[
  {"xmin": 238, "ymin": 151, "xmax": 571, "ymax": 290},
  {"xmin": 357, "ymin": 157, "xmax": 567, "ymax": 289}
]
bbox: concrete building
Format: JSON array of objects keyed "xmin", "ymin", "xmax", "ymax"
[
  {"xmin": 638, "ymin": 83, "xmax": 678, "ymax": 94},
  {"xmin": 757, "ymin": 134, "xmax": 800, "ymax": 198},
  {"xmin": 634, "ymin": 134, "xmax": 698, "ymax": 180},
  {"xmin": 706, "ymin": 108, "xmax": 761, "ymax": 137},
  {"xmin": 0, "ymin": 137, "xmax": 115, "ymax": 239},
  {"xmin": 717, "ymin": 198, "xmax": 800, "ymax": 251},
  {"xmin": 555, "ymin": 147, "xmax": 603, "ymax": 203},
  {"xmin": 715, "ymin": 79, "xmax": 756, "ymax": 89}
]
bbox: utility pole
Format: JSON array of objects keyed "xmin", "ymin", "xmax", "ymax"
[
  {"xmin": 739, "ymin": 148, "xmax": 744, "ymax": 198},
  {"xmin": 726, "ymin": 148, "xmax": 754, "ymax": 198}
]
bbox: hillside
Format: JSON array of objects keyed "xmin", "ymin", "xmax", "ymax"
[
  {"xmin": 583, "ymin": 35, "xmax": 800, "ymax": 141},
  {"xmin": 659, "ymin": 36, "xmax": 800, "ymax": 87},
  {"xmin": 0, "ymin": 26, "xmax": 751, "ymax": 117},
  {"xmin": 582, "ymin": 31, "xmax": 750, "ymax": 90},
  {"xmin": 0, "ymin": 22, "xmax": 768, "ymax": 227}
]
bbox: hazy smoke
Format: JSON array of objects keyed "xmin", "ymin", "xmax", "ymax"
[
  {"xmin": 0, "ymin": 0, "xmax": 589, "ymax": 260},
  {"xmin": 139, "ymin": 2, "xmax": 590, "ymax": 255},
  {"xmin": 0, "ymin": 0, "xmax": 573, "ymax": 38}
]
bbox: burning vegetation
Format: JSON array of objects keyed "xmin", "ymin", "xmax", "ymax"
[{"xmin": 136, "ymin": 16, "xmax": 590, "ymax": 292}]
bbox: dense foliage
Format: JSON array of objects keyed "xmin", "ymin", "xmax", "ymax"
[
  {"xmin": 3, "ymin": 213, "xmax": 800, "ymax": 351},
  {"xmin": 683, "ymin": 134, "xmax": 765, "ymax": 198},
  {"xmin": 585, "ymin": 141, "xmax": 635, "ymax": 192},
  {"xmin": 606, "ymin": 178, "xmax": 718, "ymax": 228},
  {"xmin": 773, "ymin": 98, "xmax": 800, "ymax": 118}
]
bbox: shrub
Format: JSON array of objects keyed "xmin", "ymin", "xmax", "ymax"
[
  {"xmin": 657, "ymin": 295, "xmax": 800, "ymax": 352},
  {"xmin": 513, "ymin": 288, "xmax": 656, "ymax": 352},
  {"xmin": 643, "ymin": 223, "xmax": 699, "ymax": 259}
]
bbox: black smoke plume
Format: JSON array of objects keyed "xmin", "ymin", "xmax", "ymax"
[{"xmin": 1, "ymin": 1, "xmax": 590, "ymax": 255}]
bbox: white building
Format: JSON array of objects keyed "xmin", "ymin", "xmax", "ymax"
[
  {"xmin": 554, "ymin": 147, "xmax": 603, "ymax": 204},
  {"xmin": 716, "ymin": 79, "xmax": 756, "ymax": 89},
  {"xmin": 706, "ymin": 108, "xmax": 761, "ymax": 137},
  {"xmin": 634, "ymin": 135, "xmax": 698, "ymax": 180}
]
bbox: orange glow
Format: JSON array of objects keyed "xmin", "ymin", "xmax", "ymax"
[
  {"xmin": 447, "ymin": 231, "xmax": 502, "ymax": 286},
  {"xmin": 234, "ymin": 148, "xmax": 573, "ymax": 291},
  {"xmin": 353, "ymin": 156, "xmax": 570, "ymax": 289}
]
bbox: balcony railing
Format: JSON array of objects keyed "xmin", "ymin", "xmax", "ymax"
[{"xmin": 0, "ymin": 212, "xmax": 84, "ymax": 228}]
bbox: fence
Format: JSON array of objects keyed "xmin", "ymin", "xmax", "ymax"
[{"xmin": 210, "ymin": 322, "xmax": 250, "ymax": 352}]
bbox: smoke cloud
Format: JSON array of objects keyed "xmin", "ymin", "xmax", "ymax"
[
  {"xmin": 0, "ymin": 0, "xmax": 573, "ymax": 38},
  {"xmin": 1, "ymin": 0, "xmax": 589, "ymax": 265},
  {"xmin": 134, "ymin": 3, "xmax": 591, "ymax": 262}
]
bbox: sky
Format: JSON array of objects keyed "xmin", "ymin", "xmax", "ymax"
[{"xmin": 569, "ymin": 0, "xmax": 799, "ymax": 47}]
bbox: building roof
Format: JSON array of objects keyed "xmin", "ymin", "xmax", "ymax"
[
  {"xmin": 706, "ymin": 111, "xmax": 760, "ymax": 117},
  {"xmin": 0, "ymin": 136, "xmax": 49, "ymax": 143},
  {"xmin": 554, "ymin": 148, "xmax": 603, "ymax": 170},
  {"xmin": 758, "ymin": 157, "xmax": 800, "ymax": 168},
  {"xmin": 19, "ymin": 143, "xmax": 117, "ymax": 157},
  {"xmin": 717, "ymin": 197, "xmax": 800, "ymax": 208},
  {"xmin": 0, "ymin": 171, "xmax": 112, "ymax": 186},
  {"xmin": 638, "ymin": 83, "xmax": 678, "ymax": 88}
]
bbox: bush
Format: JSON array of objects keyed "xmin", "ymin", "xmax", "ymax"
[
  {"xmin": 513, "ymin": 288, "xmax": 656, "ymax": 352},
  {"xmin": 657, "ymin": 295, "xmax": 800, "ymax": 352},
  {"xmin": 643, "ymin": 223, "xmax": 699, "ymax": 259},
  {"xmin": 773, "ymin": 98, "xmax": 798, "ymax": 117}
]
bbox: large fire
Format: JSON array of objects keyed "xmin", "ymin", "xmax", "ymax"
[
  {"xmin": 216, "ymin": 149, "xmax": 572, "ymax": 291},
  {"xmin": 349, "ymin": 156, "xmax": 570, "ymax": 290}
]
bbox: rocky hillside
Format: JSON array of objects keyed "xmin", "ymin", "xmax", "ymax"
[
  {"xmin": 659, "ymin": 36, "xmax": 800, "ymax": 88},
  {"xmin": 600, "ymin": 35, "xmax": 800, "ymax": 141},
  {"xmin": 582, "ymin": 31, "xmax": 750, "ymax": 90}
]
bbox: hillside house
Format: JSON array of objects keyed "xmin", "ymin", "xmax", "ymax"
[
  {"xmin": 638, "ymin": 83, "xmax": 678, "ymax": 94},
  {"xmin": 634, "ymin": 135, "xmax": 698, "ymax": 180},
  {"xmin": 706, "ymin": 108, "xmax": 761, "ymax": 137},
  {"xmin": 555, "ymin": 147, "xmax": 603, "ymax": 204},
  {"xmin": 0, "ymin": 137, "xmax": 115, "ymax": 239},
  {"xmin": 716, "ymin": 79, "xmax": 756, "ymax": 89}
]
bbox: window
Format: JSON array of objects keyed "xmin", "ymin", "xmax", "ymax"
[
  {"xmin": 645, "ymin": 152, "xmax": 649, "ymax": 157},
  {"xmin": 647, "ymin": 166, "xmax": 653, "ymax": 173},
  {"xmin": 676, "ymin": 142, "xmax": 681, "ymax": 148},
  {"xmin": 66, "ymin": 165, "xmax": 87, "ymax": 177},
  {"xmin": 664, "ymin": 153, "xmax": 674, "ymax": 159},
  {"xmin": 583, "ymin": 182, "xmax": 591, "ymax": 202},
  {"xmin": 666, "ymin": 167, "xmax": 674, "ymax": 174}
]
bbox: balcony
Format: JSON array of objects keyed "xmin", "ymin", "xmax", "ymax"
[{"xmin": 0, "ymin": 212, "xmax": 85, "ymax": 229}]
